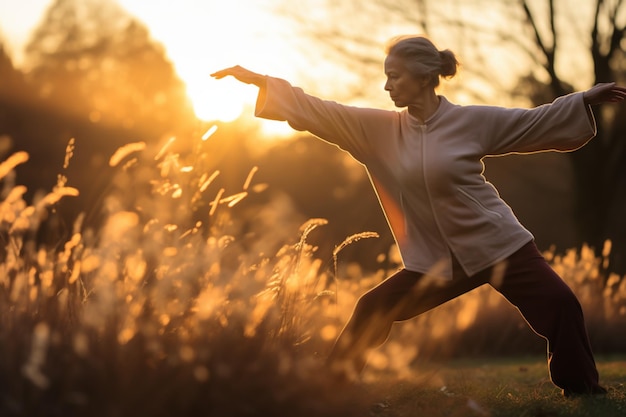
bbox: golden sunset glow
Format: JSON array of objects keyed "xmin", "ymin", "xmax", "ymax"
[
  {"xmin": 117, "ymin": 0, "xmax": 302, "ymax": 126},
  {"xmin": 185, "ymin": 74, "xmax": 253, "ymax": 123},
  {"xmin": 0, "ymin": 0, "xmax": 482, "ymax": 127},
  {"xmin": 2, "ymin": 1, "xmax": 626, "ymax": 415}
]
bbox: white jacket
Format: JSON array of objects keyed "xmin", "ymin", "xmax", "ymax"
[{"xmin": 255, "ymin": 77, "xmax": 597, "ymax": 279}]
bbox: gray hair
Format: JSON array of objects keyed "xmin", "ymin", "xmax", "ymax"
[{"xmin": 385, "ymin": 36, "xmax": 459, "ymax": 87}]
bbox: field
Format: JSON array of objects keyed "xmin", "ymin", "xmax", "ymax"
[
  {"xmin": 1, "ymin": 136, "xmax": 625, "ymax": 417},
  {"xmin": 365, "ymin": 356, "xmax": 626, "ymax": 417}
]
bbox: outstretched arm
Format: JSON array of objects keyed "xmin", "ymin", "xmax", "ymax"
[
  {"xmin": 211, "ymin": 65, "xmax": 266, "ymax": 88},
  {"xmin": 212, "ymin": 65, "xmax": 391, "ymax": 163},
  {"xmin": 583, "ymin": 82, "xmax": 626, "ymax": 105}
]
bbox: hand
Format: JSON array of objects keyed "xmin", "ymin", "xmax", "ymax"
[
  {"xmin": 583, "ymin": 82, "xmax": 626, "ymax": 105},
  {"xmin": 211, "ymin": 65, "xmax": 266, "ymax": 87}
]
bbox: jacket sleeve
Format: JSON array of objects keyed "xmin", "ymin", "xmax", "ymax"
[
  {"xmin": 254, "ymin": 76, "xmax": 395, "ymax": 163},
  {"xmin": 479, "ymin": 92, "xmax": 597, "ymax": 156}
]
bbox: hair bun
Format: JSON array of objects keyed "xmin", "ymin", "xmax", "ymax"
[
  {"xmin": 385, "ymin": 36, "xmax": 458, "ymax": 86},
  {"xmin": 438, "ymin": 49, "xmax": 458, "ymax": 78}
]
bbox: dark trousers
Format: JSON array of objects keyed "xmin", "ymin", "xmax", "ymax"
[{"xmin": 327, "ymin": 241, "xmax": 601, "ymax": 393}]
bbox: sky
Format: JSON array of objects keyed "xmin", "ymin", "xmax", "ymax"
[
  {"xmin": 0, "ymin": 0, "xmax": 599, "ymax": 126},
  {"xmin": 0, "ymin": 0, "xmax": 484, "ymax": 127},
  {"xmin": 0, "ymin": 0, "xmax": 50, "ymax": 59},
  {"xmin": 0, "ymin": 0, "xmax": 324, "ymax": 127}
]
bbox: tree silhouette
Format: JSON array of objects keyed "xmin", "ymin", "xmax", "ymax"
[
  {"xmin": 516, "ymin": 0, "xmax": 626, "ymax": 274},
  {"xmin": 0, "ymin": 43, "xmax": 19, "ymax": 93},
  {"xmin": 283, "ymin": 0, "xmax": 626, "ymax": 273},
  {"xmin": 24, "ymin": 0, "xmax": 195, "ymax": 136},
  {"xmin": 0, "ymin": 0, "xmax": 202, "ymax": 241},
  {"xmin": 0, "ymin": 38, "xmax": 35, "ymax": 105}
]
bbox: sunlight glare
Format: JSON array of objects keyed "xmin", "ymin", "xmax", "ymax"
[
  {"xmin": 186, "ymin": 75, "xmax": 253, "ymax": 123},
  {"xmin": 259, "ymin": 119, "xmax": 296, "ymax": 138},
  {"xmin": 117, "ymin": 0, "xmax": 303, "ymax": 131}
]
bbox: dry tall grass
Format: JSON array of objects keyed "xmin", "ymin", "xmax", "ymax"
[
  {"xmin": 0, "ymin": 130, "xmax": 624, "ymax": 416},
  {"xmin": 0, "ymin": 132, "xmax": 366, "ymax": 417}
]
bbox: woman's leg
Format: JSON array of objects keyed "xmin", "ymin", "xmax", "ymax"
[
  {"xmin": 327, "ymin": 267, "xmax": 488, "ymax": 378},
  {"xmin": 489, "ymin": 241, "xmax": 603, "ymax": 394}
]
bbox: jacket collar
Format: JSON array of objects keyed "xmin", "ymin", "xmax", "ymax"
[{"xmin": 405, "ymin": 95, "xmax": 450, "ymax": 127}]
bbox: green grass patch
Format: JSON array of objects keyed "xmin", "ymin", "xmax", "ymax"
[{"xmin": 364, "ymin": 356, "xmax": 626, "ymax": 417}]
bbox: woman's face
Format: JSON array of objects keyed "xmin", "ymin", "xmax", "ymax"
[{"xmin": 384, "ymin": 54, "xmax": 428, "ymax": 108}]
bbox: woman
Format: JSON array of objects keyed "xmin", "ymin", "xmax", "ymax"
[{"xmin": 212, "ymin": 35, "xmax": 626, "ymax": 396}]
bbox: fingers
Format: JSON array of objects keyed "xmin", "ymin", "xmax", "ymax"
[
  {"xmin": 210, "ymin": 65, "xmax": 249, "ymax": 81},
  {"xmin": 604, "ymin": 83, "xmax": 626, "ymax": 95},
  {"xmin": 210, "ymin": 66, "xmax": 265, "ymax": 87},
  {"xmin": 603, "ymin": 85, "xmax": 626, "ymax": 102},
  {"xmin": 584, "ymin": 83, "xmax": 626, "ymax": 105},
  {"xmin": 210, "ymin": 65, "xmax": 244, "ymax": 78},
  {"xmin": 611, "ymin": 86, "xmax": 626, "ymax": 100},
  {"xmin": 210, "ymin": 66, "xmax": 238, "ymax": 79}
]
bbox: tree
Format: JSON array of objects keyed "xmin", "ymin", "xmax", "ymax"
[
  {"xmin": 3, "ymin": 0, "xmax": 200, "ymax": 238},
  {"xmin": 0, "ymin": 40, "xmax": 33, "ymax": 105},
  {"xmin": 280, "ymin": 0, "xmax": 626, "ymax": 274},
  {"xmin": 24, "ymin": 0, "xmax": 195, "ymax": 136},
  {"xmin": 0, "ymin": 43, "xmax": 18, "ymax": 93},
  {"xmin": 516, "ymin": 0, "xmax": 626, "ymax": 274},
  {"xmin": 275, "ymin": 0, "xmax": 523, "ymax": 105}
]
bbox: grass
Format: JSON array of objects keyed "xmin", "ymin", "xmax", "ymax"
[
  {"xmin": 364, "ymin": 356, "xmax": 626, "ymax": 417},
  {"xmin": 0, "ymin": 130, "xmax": 625, "ymax": 416}
]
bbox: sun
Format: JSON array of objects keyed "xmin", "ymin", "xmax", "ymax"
[
  {"xmin": 184, "ymin": 71, "xmax": 255, "ymax": 123},
  {"xmin": 180, "ymin": 66, "xmax": 295, "ymax": 139},
  {"xmin": 117, "ymin": 0, "xmax": 265, "ymax": 124},
  {"xmin": 117, "ymin": 0, "xmax": 303, "ymax": 130}
]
